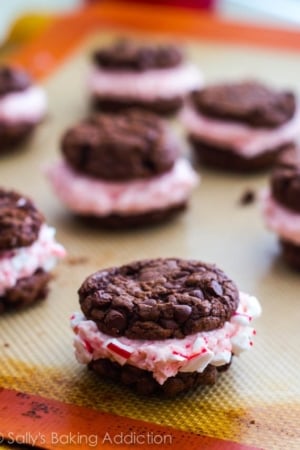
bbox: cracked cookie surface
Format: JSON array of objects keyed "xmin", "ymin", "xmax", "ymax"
[
  {"xmin": 0, "ymin": 189, "xmax": 44, "ymax": 251},
  {"xmin": 79, "ymin": 258, "xmax": 239, "ymax": 340},
  {"xmin": 62, "ymin": 110, "xmax": 178, "ymax": 181},
  {"xmin": 191, "ymin": 81, "xmax": 295, "ymax": 128},
  {"xmin": 92, "ymin": 40, "xmax": 183, "ymax": 71}
]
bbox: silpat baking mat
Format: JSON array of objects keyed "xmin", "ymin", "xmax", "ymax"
[{"xmin": 1, "ymin": 11, "xmax": 300, "ymax": 450}]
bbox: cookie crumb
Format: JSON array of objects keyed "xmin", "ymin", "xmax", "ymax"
[
  {"xmin": 239, "ymin": 189, "xmax": 256, "ymax": 206},
  {"xmin": 250, "ymin": 420, "xmax": 255, "ymax": 425},
  {"xmin": 67, "ymin": 256, "xmax": 89, "ymax": 266}
]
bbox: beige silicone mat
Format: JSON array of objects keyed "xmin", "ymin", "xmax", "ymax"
[{"xmin": 1, "ymin": 30, "xmax": 300, "ymax": 450}]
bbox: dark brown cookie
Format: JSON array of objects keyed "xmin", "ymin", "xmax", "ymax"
[
  {"xmin": 92, "ymin": 40, "xmax": 183, "ymax": 71},
  {"xmin": 271, "ymin": 145, "xmax": 300, "ymax": 212},
  {"xmin": 0, "ymin": 269, "xmax": 51, "ymax": 313},
  {"xmin": 280, "ymin": 239, "xmax": 300, "ymax": 271},
  {"xmin": 0, "ymin": 66, "xmax": 31, "ymax": 97},
  {"xmin": 89, "ymin": 357, "xmax": 230, "ymax": 397},
  {"xmin": 76, "ymin": 202, "xmax": 186, "ymax": 229},
  {"xmin": 79, "ymin": 258, "xmax": 239, "ymax": 340},
  {"xmin": 92, "ymin": 95, "xmax": 183, "ymax": 116},
  {"xmin": 190, "ymin": 137, "xmax": 290, "ymax": 173},
  {"xmin": 0, "ymin": 122, "xmax": 35, "ymax": 150},
  {"xmin": 61, "ymin": 110, "xmax": 178, "ymax": 180},
  {"xmin": 191, "ymin": 81, "xmax": 296, "ymax": 128},
  {"xmin": 0, "ymin": 189, "xmax": 44, "ymax": 251}
]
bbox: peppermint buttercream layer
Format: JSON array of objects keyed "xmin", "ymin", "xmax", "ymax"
[
  {"xmin": 88, "ymin": 63, "xmax": 203, "ymax": 101},
  {"xmin": 0, "ymin": 86, "xmax": 47, "ymax": 124},
  {"xmin": 181, "ymin": 104, "xmax": 300, "ymax": 157},
  {"xmin": 0, "ymin": 224, "xmax": 66, "ymax": 295},
  {"xmin": 46, "ymin": 158, "xmax": 199, "ymax": 216},
  {"xmin": 71, "ymin": 292, "xmax": 261, "ymax": 385}
]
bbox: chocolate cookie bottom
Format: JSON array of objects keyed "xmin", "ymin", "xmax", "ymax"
[
  {"xmin": 190, "ymin": 137, "xmax": 291, "ymax": 172},
  {"xmin": 280, "ymin": 239, "xmax": 300, "ymax": 270},
  {"xmin": 271, "ymin": 144, "xmax": 300, "ymax": 213},
  {"xmin": 92, "ymin": 95, "xmax": 183, "ymax": 116},
  {"xmin": 76, "ymin": 202, "xmax": 187, "ymax": 229},
  {"xmin": 0, "ymin": 269, "xmax": 51, "ymax": 313},
  {"xmin": 89, "ymin": 357, "xmax": 231, "ymax": 397},
  {"xmin": 0, "ymin": 122, "xmax": 35, "ymax": 150}
]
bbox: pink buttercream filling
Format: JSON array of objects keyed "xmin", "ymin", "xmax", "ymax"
[
  {"xmin": 181, "ymin": 104, "xmax": 300, "ymax": 157},
  {"xmin": 88, "ymin": 63, "xmax": 203, "ymax": 101},
  {"xmin": 71, "ymin": 292, "xmax": 261, "ymax": 385},
  {"xmin": 0, "ymin": 86, "xmax": 47, "ymax": 124},
  {"xmin": 0, "ymin": 224, "xmax": 66, "ymax": 295},
  {"xmin": 46, "ymin": 158, "xmax": 199, "ymax": 216},
  {"xmin": 261, "ymin": 189, "xmax": 300, "ymax": 245}
]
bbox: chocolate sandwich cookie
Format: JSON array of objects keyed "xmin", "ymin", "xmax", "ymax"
[
  {"xmin": 0, "ymin": 188, "xmax": 65, "ymax": 312},
  {"xmin": 182, "ymin": 80, "xmax": 300, "ymax": 172},
  {"xmin": 261, "ymin": 145, "xmax": 300, "ymax": 269},
  {"xmin": 272, "ymin": 146, "xmax": 300, "ymax": 269},
  {"xmin": 0, "ymin": 65, "xmax": 47, "ymax": 151},
  {"xmin": 47, "ymin": 110, "xmax": 199, "ymax": 228},
  {"xmin": 88, "ymin": 39, "xmax": 203, "ymax": 116},
  {"xmin": 71, "ymin": 258, "xmax": 261, "ymax": 397},
  {"xmin": 271, "ymin": 145, "xmax": 300, "ymax": 213}
]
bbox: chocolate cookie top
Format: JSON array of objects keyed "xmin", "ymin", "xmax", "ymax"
[
  {"xmin": 92, "ymin": 39, "xmax": 183, "ymax": 71},
  {"xmin": 191, "ymin": 81, "xmax": 296, "ymax": 128},
  {"xmin": 61, "ymin": 110, "xmax": 178, "ymax": 181},
  {"xmin": 79, "ymin": 258, "xmax": 239, "ymax": 340},
  {"xmin": 271, "ymin": 145, "xmax": 300, "ymax": 213},
  {"xmin": 0, "ymin": 66, "xmax": 32, "ymax": 97},
  {"xmin": 0, "ymin": 189, "xmax": 44, "ymax": 251}
]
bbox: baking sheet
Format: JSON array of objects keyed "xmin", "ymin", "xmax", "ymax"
[{"xmin": 0, "ymin": 30, "xmax": 300, "ymax": 450}]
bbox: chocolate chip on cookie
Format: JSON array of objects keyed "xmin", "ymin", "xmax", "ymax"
[
  {"xmin": 61, "ymin": 110, "xmax": 178, "ymax": 180},
  {"xmin": 0, "ymin": 65, "xmax": 32, "ymax": 97},
  {"xmin": 93, "ymin": 39, "xmax": 183, "ymax": 71},
  {"xmin": 0, "ymin": 189, "xmax": 44, "ymax": 251},
  {"xmin": 271, "ymin": 145, "xmax": 300, "ymax": 212},
  {"xmin": 79, "ymin": 258, "xmax": 239, "ymax": 340},
  {"xmin": 191, "ymin": 81, "xmax": 295, "ymax": 128}
]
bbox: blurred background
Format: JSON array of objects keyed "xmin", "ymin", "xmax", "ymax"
[{"xmin": 1, "ymin": 0, "xmax": 300, "ymax": 47}]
